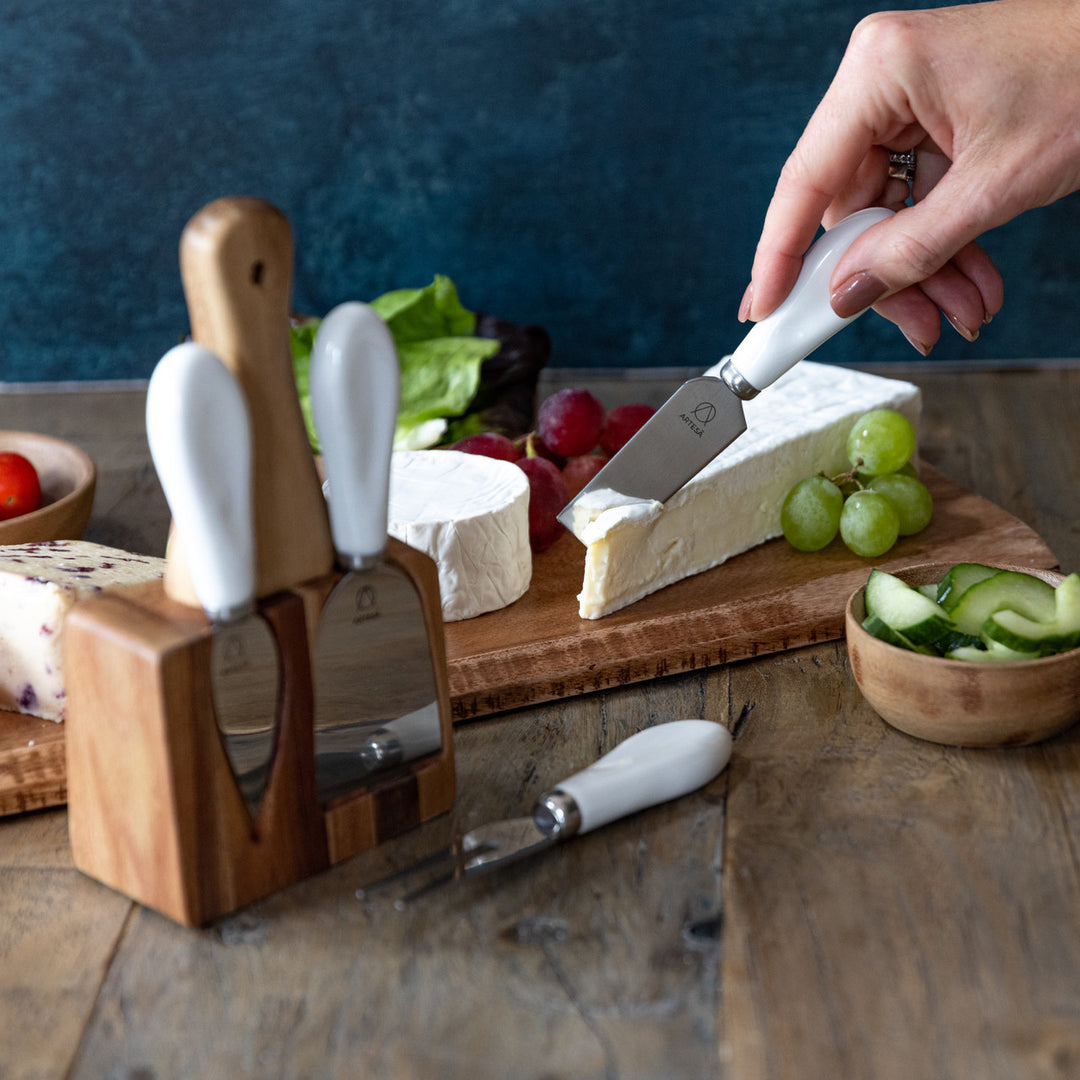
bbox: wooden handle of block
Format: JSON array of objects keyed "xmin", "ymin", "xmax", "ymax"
[{"xmin": 164, "ymin": 197, "xmax": 333, "ymax": 605}]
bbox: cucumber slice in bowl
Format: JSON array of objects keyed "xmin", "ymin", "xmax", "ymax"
[
  {"xmin": 935, "ymin": 562, "xmax": 1000, "ymax": 612},
  {"xmin": 948, "ymin": 569, "xmax": 1057, "ymax": 637},
  {"xmin": 983, "ymin": 572, "xmax": 1080, "ymax": 656},
  {"xmin": 863, "ymin": 568, "xmax": 979, "ymax": 652}
]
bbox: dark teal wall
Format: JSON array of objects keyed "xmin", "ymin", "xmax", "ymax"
[{"xmin": 1, "ymin": 0, "xmax": 1077, "ymax": 382}]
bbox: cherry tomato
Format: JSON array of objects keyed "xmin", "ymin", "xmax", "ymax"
[{"xmin": 0, "ymin": 452, "xmax": 43, "ymax": 521}]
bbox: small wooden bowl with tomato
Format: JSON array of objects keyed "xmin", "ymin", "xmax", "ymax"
[{"xmin": 0, "ymin": 432, "xmax": 96, "ymax": 545}]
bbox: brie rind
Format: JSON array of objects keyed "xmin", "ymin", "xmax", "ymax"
[
  {"xmin": 388, "ymin": 450, "xmax": 531, "ymax": 621},
  {"xmin": 576, "ymin": 360, "xmax": 921, "ymax": 619}
]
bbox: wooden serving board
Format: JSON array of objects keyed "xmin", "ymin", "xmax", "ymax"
[
  {"xmin": 0, "ymin": 464, "xmax": 1058, "ymax": 816},
  {"xmin": 443, "ymin": 463, "xmax": 1057, "ymax": 719}
]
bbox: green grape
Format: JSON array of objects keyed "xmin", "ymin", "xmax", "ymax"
[
  {"xmin": 867, "ymin": 473, "xmax": 933, "ymax": 535},
  {"xmin": 781, "ymin": 475, "xmax": 844, "ymax": 551},
  {"xmin": 846, "ymin": 409, "xmax": 916, "ymax": 476},
  {"xmin": 839, "ymin": 490, "xmax": 900, "ymax": 557},
  {"xmin": 857, "ymin": 459, "xmax": 918, "ymax": 483}
]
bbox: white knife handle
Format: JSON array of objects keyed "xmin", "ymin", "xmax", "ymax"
[
  {"xmin": 309, "ymin": 303, "xmax": 400, "ymax": 567},
  {"xmin": 146, "ymin": 342, "xmax": 256, "ymax": 620},
  {"xmin": 546, "ymin": 720, "xmax": 732, "ymax": 836},
  {"xmin": 725, "ymin": 206, "xmax": 895, "ymax": 395}
]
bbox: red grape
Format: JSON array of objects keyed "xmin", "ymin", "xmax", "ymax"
[
  {"xmin": 599, "ymin": 403, "xmax": 655, "ymax": 456},
  {"xmin": 561, "ymin": 454, "xmax": 607, "ymax": 498},
  {"xmin": 516, "ymin": 456, "xmax": 569, "ymax": 552},
  {"xmin": 536, "ymin": 388, "xmax": 605, "ymax": 457},
  {"xmin": 451, "ymin": 432, "xmax": 521, "ymax": 462}
]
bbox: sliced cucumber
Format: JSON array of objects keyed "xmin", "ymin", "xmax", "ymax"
[
  {"xmin": 935, "ymin": 562, "xmax": 1000, "ymax": 612},
  {"xmin": 945, "ymin": 640, "xmax": 1035, "ymax": 663},
  {"xmin": 863, "ymin": 568, "xmax": 978, "ymax": 651},
  {"xmin": 948, "ymin": 569, "xmax": 1057, "ymax": 637},
  {"xmin": 917, "ymin": 583, "xmax": 940, "ymax": 600},
  {"xmin": 983, "ymin": 572, "xmax": 1080, "ymax": 656},
  {"xmin": 861, "ymin": 613, "xmax": 936, "ymax": 654}
]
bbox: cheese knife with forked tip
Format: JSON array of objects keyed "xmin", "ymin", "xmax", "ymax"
[{"xmin": 357, "ymin": 719, "xmax": 733, "ymax": 903}]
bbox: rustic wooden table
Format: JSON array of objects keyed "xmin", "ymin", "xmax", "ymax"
[{"xmin": 2, "ymin": 362, "xmax": 1079, "ymax": 1080}]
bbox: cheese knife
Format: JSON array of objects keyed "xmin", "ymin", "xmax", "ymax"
[
  {"xmin": 146, "ymin": 341, "xmax": 280, "ymax": 816},
  {"xmin": 557, "ymin": 207, "xmax": 895, "ymax": 538},
  {"xmin": 357, "ymin": 719, "xmax": 733, "ymax": 903},
  {"xmin": 308, "ymin": 302, "xmax": 444, "ymax": 805}
]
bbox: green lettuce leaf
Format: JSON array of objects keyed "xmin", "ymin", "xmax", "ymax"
[{"xmin": 291, "ymin": 276, "xmax": 498, "ymax": 452}]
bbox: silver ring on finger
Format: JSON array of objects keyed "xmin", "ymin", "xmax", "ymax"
[{"xmin": 887, "ymin": 147, "xmax": 918, "ymax": 184}]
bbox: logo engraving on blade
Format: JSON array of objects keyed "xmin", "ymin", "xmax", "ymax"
[
  {"xmin": 353, "ymin": 584, "xmax": 378, "ymax": 624},
  {"xmin": 679, "ymin": 401, "xmax": 718, "ymax": 437},
  {"xmin": 216, "ymin": 629, "xmax": 252, "ymax": 677}
]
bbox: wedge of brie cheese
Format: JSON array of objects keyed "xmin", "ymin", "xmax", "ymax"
[
  {"xmin": 388, "ymin": 450, "xmax": 531, "ymax": 621},
  {"xmin": 0, "ymin": 540, "xmax": 165, "ymax": 720},
  {"xmin": 574, "ymin": 360, "xmax": 921, "ymax": 619}
]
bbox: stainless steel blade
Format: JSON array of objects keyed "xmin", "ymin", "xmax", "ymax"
[
  {"xmin": 312, "ymin": 561, "xmax": 441, "ymax": 804},
  {"xmin": 556, "ymin": 375, "xmax": 747, "ymax": 537},
  {"xmin": 210, "ymin": 610, "xmax": 280, "ymax": 815}
]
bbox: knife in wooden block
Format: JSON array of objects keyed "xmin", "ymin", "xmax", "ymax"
[
  {"xmin": 357, "ymin": 720, "xmax": 733, "ymax": 903},
  {"xmin": 557, "ymin": 207, "xmax": 895, "ymax": 538},
  {"xmin": 146, "ymin": 342, "xmax": 280, "ymax": 816},
  {"xmin": 308, "ymin": 302, "xmax": 444, "ymax": 805}
]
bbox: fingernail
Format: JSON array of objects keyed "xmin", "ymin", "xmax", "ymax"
[
  {"xmin": 738, "ymin": 282, "xmax": 753, "ymax": 322},
  {"xmin": 983, "ymin": 311, "xmax": 994, "ymax": 325},
  {"xmin": 944, "ymin": 312, "xmax": 979, "ymax": 342},
  {"xmin": 830, "ymin": 272, "xmax": 887, "ymax": 319},
  {"xmin": 901, "ymin": 329, "xmax": 932, "ymax": 357}
]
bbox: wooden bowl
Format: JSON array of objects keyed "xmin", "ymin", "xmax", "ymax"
[
  {"xmin": 845, "ymin": 562, "xmax": 1080, "ymax": 747},
  {"xmin": 0, "ymin": 431, "xmax": 96, "ymax": 545}
]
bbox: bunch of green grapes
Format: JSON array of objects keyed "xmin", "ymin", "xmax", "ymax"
[{"xmin": 781, "ymin": 409, "xmax": 932, "ymax": 558}]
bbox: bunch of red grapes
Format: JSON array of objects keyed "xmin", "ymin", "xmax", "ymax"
[{"xmin": 451, "ymin": 388, "xmax": 655, "ymax": 552}]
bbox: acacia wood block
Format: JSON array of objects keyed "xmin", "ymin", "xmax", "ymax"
[{"xmin": 63, "ymin": 542, "xmax": 455, "ymax": 925}]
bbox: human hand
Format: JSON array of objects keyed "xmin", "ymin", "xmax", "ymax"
[{"xmin": 740, "ymin": 0, "xmax": 1080, "ymax": 354}]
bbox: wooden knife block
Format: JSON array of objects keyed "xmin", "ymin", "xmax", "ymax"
[{"xmin": 64, "ymin": 537, "xmax": 455, "ymax": 927}]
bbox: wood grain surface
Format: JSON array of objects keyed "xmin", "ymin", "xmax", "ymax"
[{"xmin": 2, "ymin": 363, "xmax": 1080, "ymax": 1080}]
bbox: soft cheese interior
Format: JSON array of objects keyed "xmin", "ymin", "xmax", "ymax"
[
  {"xmin": 0, "ymin": 540, "xmax": 165, "ymax": 720},
  {"xmin": 388, "ymin": 450, "xmax": 531, "ymax": 621},
  {"xmin": 575, "ymin": 360, "xmax": 921, "ymax": 619}
]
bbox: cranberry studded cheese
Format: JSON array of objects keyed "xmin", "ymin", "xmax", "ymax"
[{"xmin": 0, "ymin": 540, "xmax": 165, "ymax": 720}]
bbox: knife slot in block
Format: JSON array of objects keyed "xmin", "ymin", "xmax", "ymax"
[{"xmin": 294, "ymin": 537, "xmax": 456, "ymax": 865}]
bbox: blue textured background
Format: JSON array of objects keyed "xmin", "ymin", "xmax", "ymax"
[{"xmin": 1, "ymin": 0, "xmax": 1077, "ymax": 382}]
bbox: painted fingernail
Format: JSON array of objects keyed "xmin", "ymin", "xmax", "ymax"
[
  {"xmin": 830, "ymin": 272, "xmax": 887, "ymax": 319},
  {"xmin": 901, "ymin": 329, "xmax": 932, "ymax": 357},
  {"xmin": 738, "ymin": 282, "xmax": 753, "ymax": 323},
  {"xmin": 944, "ymin": 312, "xmax": 979, "ymax": 342}
]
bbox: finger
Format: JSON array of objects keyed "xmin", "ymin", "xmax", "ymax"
[
  {"xmin": 821, "ymin": 147, "xmax": 910, "ymax": 226},
  {"xmin": 951, "ymin": 240, "xmax": 1004, "ymax": 321},
  {"xmin": 872, "ymin": 288, "xmax": 943, "ymax": 355},
  {"xmin": 916, "ymin": 259, "xmax": 988, "ymax": 341}
]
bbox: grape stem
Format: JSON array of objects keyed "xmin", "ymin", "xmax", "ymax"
[{"xmin": 822, "ymin": 462, "xmax": 866, "ymax": 491}]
